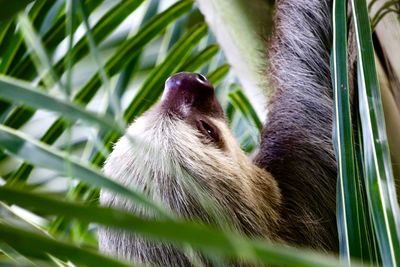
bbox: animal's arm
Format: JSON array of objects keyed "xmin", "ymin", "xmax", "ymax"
[{"xmin": 254, "ymin": 0, "xmax": 338, "ymax": 250}]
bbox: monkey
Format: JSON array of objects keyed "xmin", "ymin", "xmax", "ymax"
[{"xmin": 98, "ymin": 0, "xmax": 339, "ymax": 265}]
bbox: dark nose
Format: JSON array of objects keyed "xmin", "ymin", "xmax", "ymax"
[{"xmin": 161, "ymin": 72, "xmax": 224, "ymax": 118}]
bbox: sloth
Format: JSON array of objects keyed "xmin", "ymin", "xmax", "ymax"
[{"xmin": 98, "ymin": 0, "xmax": 339, "ymax": 265}]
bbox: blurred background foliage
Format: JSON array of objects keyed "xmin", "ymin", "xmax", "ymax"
[{"xmin": 0, "ymin": 0, "xmax": 399, "ymax": 266}]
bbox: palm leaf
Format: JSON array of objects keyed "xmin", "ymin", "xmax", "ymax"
[
  {"xmin": 0, "ymin": 222, "xmax": 131, "ymax": 267},
  {"xmin": 352, "ymin": 0, "xmax": 400, "ymax": 265},
  {"xmin": 0, "ymin": 187, "xmax": 349, "ymax": 267},
  {"xmin": 0, "ymin": 76, "xmax": 121, "ymax": 133},
  {"xmin": 0, "ymin": 124, "xmax": 168, "ymax": 217},
  {"xmin": 332, "ymin": 0, "xmax": 366, "ymax": 262}
]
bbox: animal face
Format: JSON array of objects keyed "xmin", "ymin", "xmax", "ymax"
[{"xmin": 156, "ymin": 72, "xmax": 228, "ymax": 152}]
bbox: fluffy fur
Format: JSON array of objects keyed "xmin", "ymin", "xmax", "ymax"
[
  {"xmin": 99, "ymin": 0, "xmax": 338, "ymax": 265},
  {"xmin": 99, "ymin": 108, "xmax": 281, "ymax": 265},
  {"xmin": 254, "ymin": 0, "xmax": 337, "ymax": 250}
]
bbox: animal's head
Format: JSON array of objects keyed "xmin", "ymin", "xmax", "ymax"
[{"xmin": 102, "ymin": 72, "xmax": 280, "ymax": 234}]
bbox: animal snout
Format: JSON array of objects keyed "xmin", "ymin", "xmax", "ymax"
[{"xmin": 161, "ymin": 72, "xmax": 224, "ymax": 118}]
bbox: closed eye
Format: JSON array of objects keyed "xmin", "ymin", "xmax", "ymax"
[{"xmin": 196, "ymin": 119, "xmax": 222, "ymax": 147}]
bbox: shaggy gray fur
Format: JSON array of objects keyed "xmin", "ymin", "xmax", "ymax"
[{"xmin": 254, "ymin": 0, "xmax": 337, "ymax": 250}]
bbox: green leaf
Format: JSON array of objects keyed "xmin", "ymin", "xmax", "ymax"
[
  {"xmin": 0, "ymin": 186, "xmax": 349, "ymax": 267},
  {"xmin": 0, "ymin": 21, "xmax": 13, "ymax": 50},
  {"xmin": 0, "ymin": 76, "xmax": 122, "ymax": 134},
  {"xmin": 17, "ymin": 13, "xmax": 62, "ymax": 90},
  {"xmin": 1, "ymin": 0, "xmax": 146, "ymax": 127},
  {"xmin": 0, "ymin": 0, "xmax": 53, "ymax": 74},
  {"xmin": 0, "ymin": 23, "xmax": 22, "ymax": 75},
  {"xmin": 332, "ymin": 0, "xmax": 367, "ymax": 262},
  {"xmin": 0, "ymin": 0, "xmax": 193, "ymax": 164},
  {"xmin": 0, "ymin": 223, "xmax": 130, "ymax": 267},
  {"xmin": 64, "ymin": 0, "xmax": 78, "ymax": 97},
  {"xmin": 0, "ymin": 1, "xmax": 102, "ymax": 120},
  {"xmin": 207, "ymin": 63, "xmax": 230, "ymax": 84},
  {"xmin": 354, "ymin": 109, "xmax": 381, "ymax": 265},
  {"xmin": 352, "ymin": 0, "xmax": 400, "ymax": 265},
  {"xmin": 11, "ymin": 0, "xmax": 144, "ymax": 80},
  {"xmin": 0, "ymin": 124, "xmax": 169, "ymax": 217},
  {"xmin": 105, "ymin": 0, "xmax": 161, "ymax": 116},
  {"xmin": 98, "ymin": 0, "xmax": 194, "ymax": 85},
  {"xmin": 0, "ymin": 0, "xmax": 32, "ymax": 23},
  {"xmin": 181, "ymin": 44, "xmax": 219, "ymax": 72},
  {"xmin": 6, "ymin": 0, "xmax": 102, "ymax": 79},
  {"xmin": 77, "ymin": 0, "xmax": 123, "ymax": 124},
  {"xmin": 228, "ymin": 87, "xmax": 262, "ymax": 131}
]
